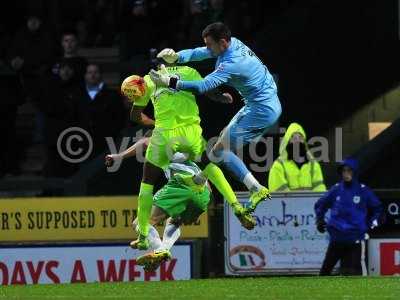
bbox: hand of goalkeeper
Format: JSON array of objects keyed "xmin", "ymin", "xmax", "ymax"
[
  {"xmin": 149, "ymin": 64, "xmax": 178, "ymax": 89},
  {"xmin": 157, "ymin": 48, "xmax": 178, "ymax": 64}
]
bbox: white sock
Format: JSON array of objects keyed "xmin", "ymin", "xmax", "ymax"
[
  {"xmin": 243, "ymin": 173, "xmax": 263, "ymax": 192},
  {"xmin": 148, "ymin": 225, "xmax": 163, "ymax": 250},
  {"xmin": 161, "ymin": 223, "xmax": 181, "ymax": 251}
]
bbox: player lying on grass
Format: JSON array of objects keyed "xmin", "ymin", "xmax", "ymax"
[
  {"xmin": 106, "ymin": 136, "xmax": 211, "ymax": 271},
  {"xmin": 120, "ymin": 65, "xmax": 255, "ymax": 250},
  {"xmin": 151, "ymin": 22, "xmax": 282, "ymax": 212}
]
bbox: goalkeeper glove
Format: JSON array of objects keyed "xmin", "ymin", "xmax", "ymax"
[
  {"xmin": 157, "ymin": 48, "xmax": 179, "ymax": 64},
  {"xmin": 316, "ymin": 219, "xmax": 327, "ymax": 233},
  {"xmin": 149, "ymin": 66, "xmax": 178, "ymax": 89}
]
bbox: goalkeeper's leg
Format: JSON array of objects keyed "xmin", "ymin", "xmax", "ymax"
[{"xmin": 178, "ymin": 154, "xmax": 255, "ymax": 230}]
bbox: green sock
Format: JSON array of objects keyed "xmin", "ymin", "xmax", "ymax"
[
  {"xmin": 137, "ymin": 182, "xmax": 154, "ymax": 237},
  {"xmin": 202, "ymin": 163, "xmax": 239, "ymax": 207}
]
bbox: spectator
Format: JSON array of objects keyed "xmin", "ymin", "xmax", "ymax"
[
  {"xmin": 0, "ymin": 23, "xmax": 24, "ymax": 176},
  {"xmin": 8, "ymin": 15, "xmax": 56, "ymax": 144},
  {"xmin": 84, "ymin": 0, "xmax": 119, "ymax": 47},
  {"xmin": 119, "ymin": 0, "xmax": 152, "ymax": 60},
  {"xmin": 183, "ymin": 0, "xmax": 224, "ymax": 47},
  {"xmin": 81, "ymin": 63, "xmax": 127, "ymax": 156},
  {"xmin": 268, "ymin": 122, "xmax": 326, "ymax": 192},
  {"xmin": 51, "ymin": 30, "xmax": 88, "ymax": 84},
  {"xmin": 314, "ymin": 158, "xmax": 383, "ymax": 276},
  {"xmin": 41, "ymin": 60, "xmax": 84, "ymax": 177},
  {"xmin": 8, "ymin": 14, "xmax": 56, "ymax": 101}
]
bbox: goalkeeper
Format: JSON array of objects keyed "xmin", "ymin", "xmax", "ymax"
[
  {"xmin": 151, "ymin": 22, "xmax": 282, "ymax": 212},
  {"xmin": 121, "ymin": 64, "xmax": 255, "ymax": 250},
  {"xmin": 106, "ymin": 136, "xmax": 210, "ymax": 271}
]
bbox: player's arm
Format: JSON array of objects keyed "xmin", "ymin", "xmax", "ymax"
[
  {"xmin": 130, "ymin": 106, "xmax": 155, "ymax": 127},
  {"xmin": 150, "ymin": 63, "xmax": 234, "ymax": 94},
  {"xmin": 157, "ymin": 47, "xmax": 213, "ymax": 64},
  {"xmin": 205, "ymin": 89, "xmax": 233, "ymax": 104},
  {"xmin": 105, "ymin": 136, "xmax": 150, "ymax": 167},
  {"xmin": 177, "ymin": 47, "xmax": 213, "ymax": 63},
  {"xmin": 176, "ymin": 64, "xmax": 232, "ymax": 93}
]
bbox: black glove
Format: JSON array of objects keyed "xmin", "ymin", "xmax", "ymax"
[{"xmin": 316, "ymin": 219, "xmax": 327, "ymax": 233}]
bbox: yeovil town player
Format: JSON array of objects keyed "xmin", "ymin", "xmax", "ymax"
[
  {"xmin": 151, "ymin": 22, "xmax": 282, "ymax": 212},
  {"xmin": 106, "ymin": 136, "xmax": 211, "ymax": 271},
  {"xmin": 120, "ymin": 64, "xmax": 255, "ymax": 250}
]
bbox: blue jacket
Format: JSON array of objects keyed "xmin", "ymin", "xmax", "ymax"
[
  {"xmin": 314, "ymin": 158, "xmax": 382, "ymax": 242},
  {"xmin": 176, "ymin": 38, "xmax": 282, "ymax": 123}
]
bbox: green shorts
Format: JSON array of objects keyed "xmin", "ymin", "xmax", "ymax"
[
  {"xmin": 153, "ymin": 177, "xmax": 210, "ymax": 224},
  {"xmin": 145, "ymin": 124, "xmax": 206, "ymax": 169}
]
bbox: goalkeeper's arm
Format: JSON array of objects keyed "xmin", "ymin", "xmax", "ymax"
[
  {"xmin": 157, "ymin": 47, "xmax": 213, "ymax": 64},
  {"xmin": 205, "ymin": 89, "xmax": 233, "ymax": 104},
  {"xmin": 150, "ymin": 62, "xmax": 232, "ymax": 94}
]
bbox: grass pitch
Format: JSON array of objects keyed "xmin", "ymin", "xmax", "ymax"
[{"xmin": 1, "ymin": 276, "xmax": 399, "ymax": 300}]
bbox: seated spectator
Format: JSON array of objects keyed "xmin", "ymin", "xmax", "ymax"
[
  {"xmin": 51, "ymin": 30, "xmax": 88, "ymax": 84},
  {"xmin": 81, "ymin": 63, "xmax": 127, "ymax": 156},
  {"xmin": 41, "ymin": 60, "xmax": 84, "ymax": 177},
  {"xmin": 268, "ymin": 122, "xmax": 326, "ymax": 192}
]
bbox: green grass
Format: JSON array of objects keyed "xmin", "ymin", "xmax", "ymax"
[{"xmin": 1, "ymin": 276, "xmax": 399, "ymax": 300}]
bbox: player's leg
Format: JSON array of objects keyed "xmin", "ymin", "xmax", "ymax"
[
  {"xmin": 140, "ymin": 183, "xmax": 212, "ymax": 270},
  {"xmin": 136, "ymin": 217, "xmax": 178, "ymax": 271},
  {"xmin": 174, "ymin": 124, "xmax": 255, "ymax": 229},
  {"xmin": 137, "ymin": 179, "xmax": 194, "ymax": 269},
  {"xmin": 135, "ymin": 129, "xmax": 172, "ymax": 249},
  {"xmin": 160, "ymin": 218, "xmax": 182, "ymax": 251},
  {"xmin": 131, "ymin": 206, "xmax": 167, "ymax": 250},
  {"xmin": 208, "ymin": 106, "xmax": 277, "ymax": 212},
  {"xmin": 134, "ymin": 160, "xmax": 164, "ymax": 250}
]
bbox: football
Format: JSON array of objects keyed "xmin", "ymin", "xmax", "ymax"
[{"xmin": 120, "ymin": 75, "xmax": 146, "ymax": 101}]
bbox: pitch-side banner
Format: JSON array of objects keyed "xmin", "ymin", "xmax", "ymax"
[
  {"xmin": 368, "ymin": 239, "xmax": 400, "ymax": 275},
  {"xmin": 225, "ymin": 192, "xmax": 329, "ymax": 275},
  {"xmin": 0, "ymin": 197, "xmax": 208, "ymax": 242},
  {"xmin": 0, "ymin": 243, "xmax": 192, "ymax": 285}
]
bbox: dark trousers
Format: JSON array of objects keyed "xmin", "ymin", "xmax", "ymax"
[{"xmin": 320, "ymin": 240, "xmax": 367, "ymax": 276}]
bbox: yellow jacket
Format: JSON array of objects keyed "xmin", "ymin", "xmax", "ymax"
[{"xmin": 268, "ymin": 123, "xmax": 327, "ymax": 192}]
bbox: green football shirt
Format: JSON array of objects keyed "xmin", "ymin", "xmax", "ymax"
[{"xmin": 133, "ymin": 66, "xmax": 202, "ymax": 129}]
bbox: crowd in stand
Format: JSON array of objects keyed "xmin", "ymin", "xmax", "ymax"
[
  {"xmin": 0, "ymin": 17, "xmax": 127, "ymax": 178},
  {"xmin": 0, "ymin": 0, "xmax": 294, "ymax": 178}
]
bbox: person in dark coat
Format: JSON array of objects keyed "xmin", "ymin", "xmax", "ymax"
[
  {"xmin": 8, "ymin": 15, "xmax": 56, "ymax": 101},
  {"xmin": 41, "ymin": 60, "xmax": 84, "ymax": 177},
  {"xmin": 81, "ymin": 63, "xmax": 127, "ymax": 156},
  {"xmin": 314, "ymin": 158, "xmax": 383, "ymax": 276},
  {"xmin": 51, "ymin": 30, "xmax": 88, "ymax": 85}
]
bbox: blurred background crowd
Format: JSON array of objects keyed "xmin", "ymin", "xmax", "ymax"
[
  {"xmin": 0, "ymin": 0, "xmax": 398, "ymax": 198},
  {"xmin": 0, "ymin": 0, "xmax": 295, "ymax": 179}
]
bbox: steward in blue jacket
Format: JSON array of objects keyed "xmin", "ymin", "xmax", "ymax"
[{"xmin": 314, "ymin": 158, "xmax": 382, "ymax": 275}]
